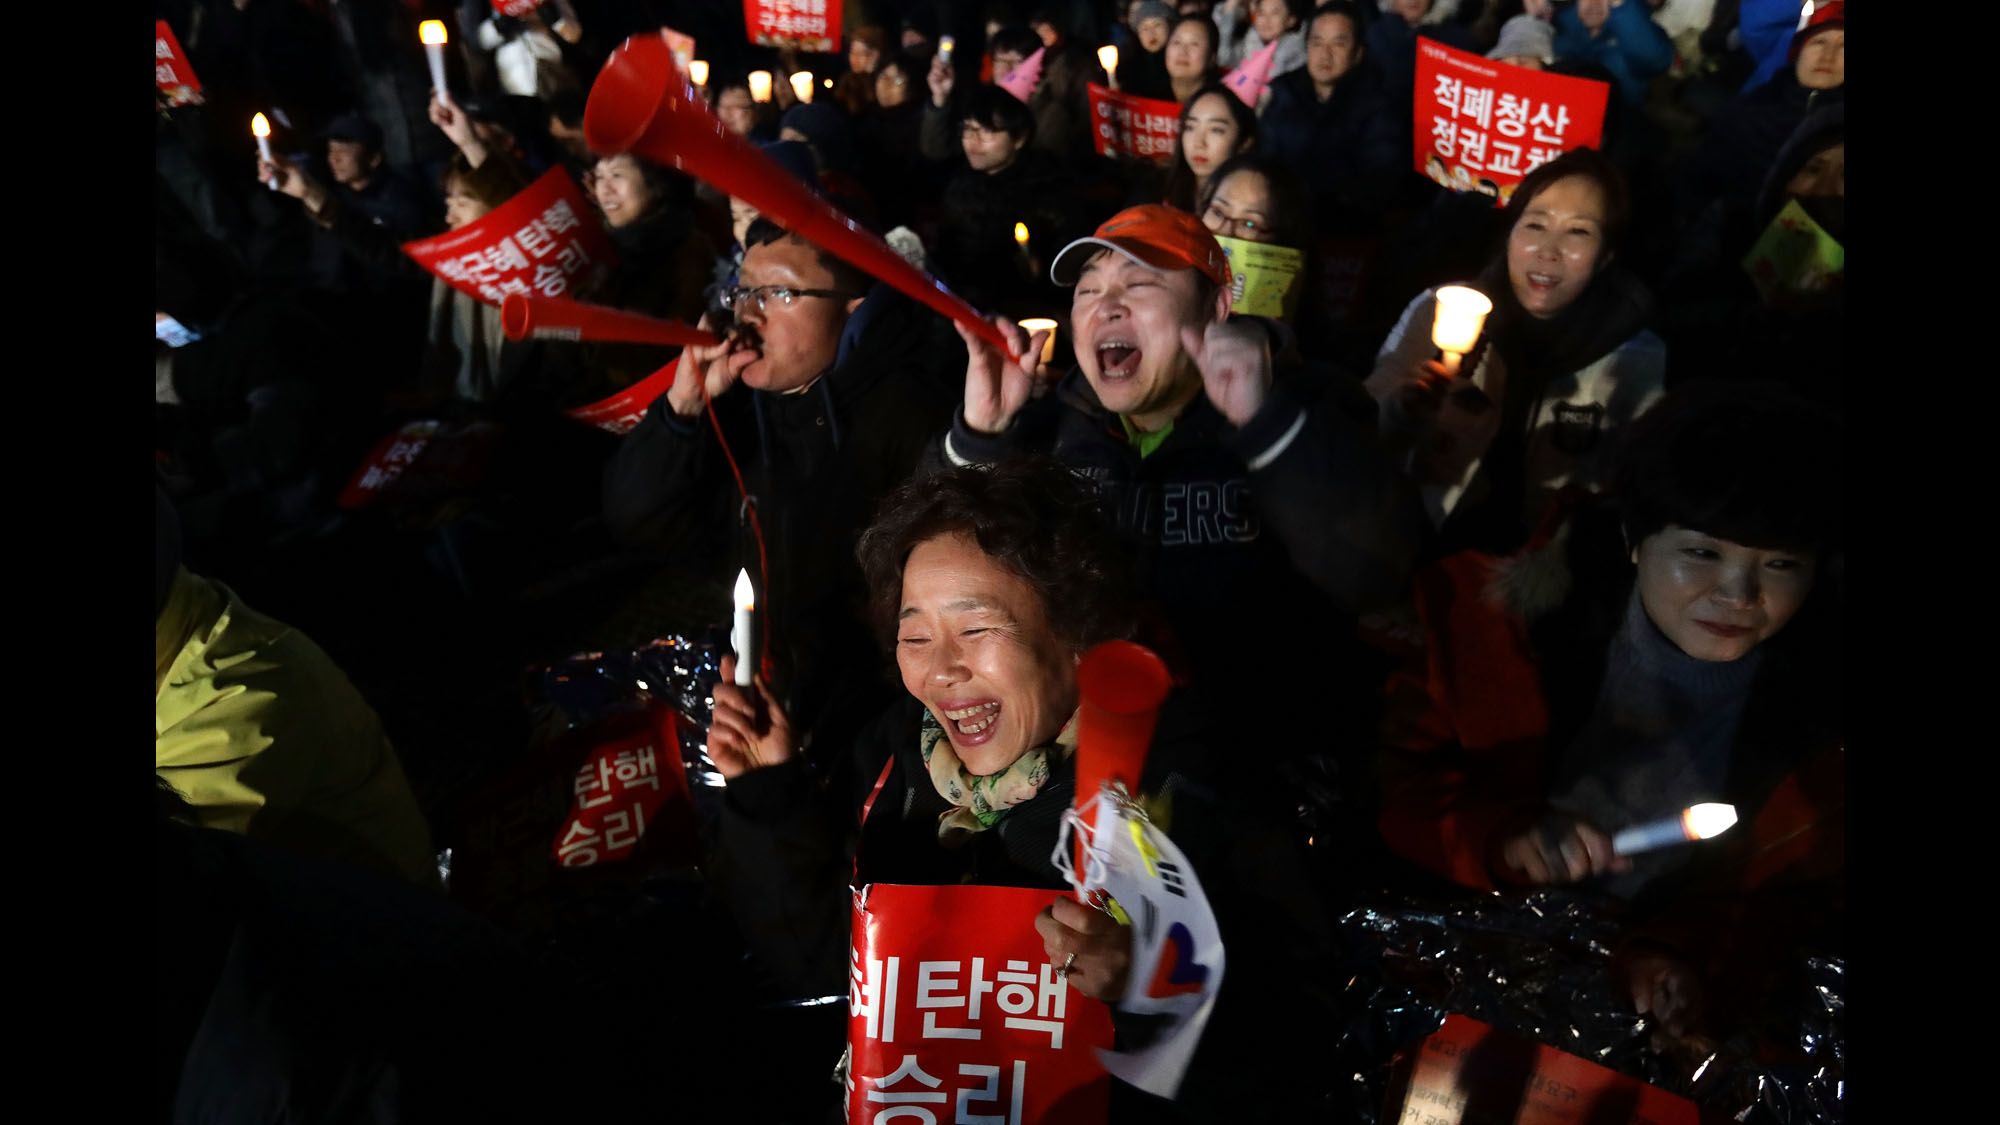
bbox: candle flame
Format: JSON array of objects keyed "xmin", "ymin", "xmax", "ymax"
[
  {"xmin": 1097, "ymin": 45, "xmax": 1119, "ymax": 73},
  {"xmin": 1013, "ymin": 222, "xmax": 1030, "ymax": 246},
  {"xmin": 789, "ymin": 71, "xmax": 814, "ymax": 103},
  {"xmin": 1680, "ymin": 803, "xmax": 1738, "ymax": 841},
  {"xmin": 749, "ymin": 70, "xmax": 774, "ymax": 102},
  {"xmin": 734, "ymin": 568, "xmax": 756, "ymax": 611},
  {"xmin": 1430, "ymin": 284, "xmax": 1493, "ymax": 356},
  {"xmin": 251, "ymin": 113, "xmax": 271, "ymax": 138},
  {"xmin": 419, "ymin": 19, "xmax": 448, "ymax": 46},
  {"xmin": 688, "ymin": 60, "xmax": 710, "ymax": 86},
  {"xmin": 939, "ymin": 35, "xmax": 956, "ymax": 56}
]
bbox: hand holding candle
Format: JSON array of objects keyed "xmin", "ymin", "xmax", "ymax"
[
  {"xmin": 938, "ymin": 35, "xmax": 956, "ymax": 65},
  {"xmin": 419, "ymin": 20, "xmax": 452, "ymax": 106},
  {"xmin": 1018, "ymin": 318, "xmax": 1060, "ymax": 366},
  {"xmin": 1097, "ymin": 44, "xmax": 1119, "ymax": 89},
  {"xmin": 789, "ymin": 70, "xmax": 814, "ymax": 104},
  {"xmin": 1430, "ymin": 284, "xmax": 1491, "ymax": 377},
  {"xmin": 1612, "ymin": 804, "xmax": 1738, "ymax": 857},
  {"xmin": 731, "ymin": 568, "xmax": 757, "ymax": 687}
]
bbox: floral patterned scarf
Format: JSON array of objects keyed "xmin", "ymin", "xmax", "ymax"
[{"xmin": 919, "ymin": 708, "xmax": 1080, "ymax": 843}]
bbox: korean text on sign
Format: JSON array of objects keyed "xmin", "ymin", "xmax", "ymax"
[
  {"xmin": 552, "ymin": 711, "xmax": 693, "ymax": 868},
  {"xmin": 1086, "ymin": 84, "xmax": 1182, "ymax": 166},
  {"xmin": 848, "ymin": 883, "xmax": 1115, "ymax": 1125},
  {"xmin": 401, "ymin": 167, "xmax": 619, "ymax": 306},
  {"xmin": 1410, "ymin": 40, "xmax": 1608, "ymax": 205},
  {"xmin": 744, "ymin": 0, "xmax": 842, "ymax": 54},
  {"xmin": 156, "ymin": 20, "xmax": 202, "ymax": 101}
]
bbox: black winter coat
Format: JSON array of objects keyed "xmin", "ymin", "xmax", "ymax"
[{"xmin": 1258, "ymin": 66, "xmax": 1405, "ymax": 226}]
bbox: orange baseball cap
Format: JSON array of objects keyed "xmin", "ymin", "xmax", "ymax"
[{"xmin": 1050, "ymin": 204, "xmax": 1232, "ymax": 289}]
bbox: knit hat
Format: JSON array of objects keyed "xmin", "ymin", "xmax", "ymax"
[
  {"xmin": 1788, "ymin": 0, "xmax": 1844, "ymax": 61},
  {"xmin": 1487, "ymin": 15, "xmax": 1555, "ymax": 65},
  {"xmin": 1222, "ymin": 38, "xmax": 1279, "ymax": 106},
  {"xmin": 998, "ymin": 45, "xmax": 1047, "ymax": 103}
]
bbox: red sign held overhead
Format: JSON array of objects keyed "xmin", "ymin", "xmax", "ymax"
[
  {"xmin": 1412, "ymin": 40, "xmax": 1609, "ymax": 205},
  {"xmin": 744, "ymin": 0, "xmax": 842, "ymax": 53},
  {"xmin": 401, "ymin": 167, "xmax": 618, "ymax": 306},
  {"xmin": 1086, "ymin": 84, "xmax": 1182, "ymax": 166},
  {"xmin": 848, "ymin": 883, "xmax": 1115, "ymax": 1124},
  {"xmin": 155, "ymin": 20, "xmax": 201, "ymax": 105}
]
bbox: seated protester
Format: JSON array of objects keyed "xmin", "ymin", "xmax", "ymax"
[
  {"xmin": 1214, "ymin": 0, "xmax": 1308, "ymax": 79},
  {"xmin": 543, "ymin": 87, "xmax": 596, "ymax": 180},
  {"xmin": 588, "ymin": 153, "xmax": 716, "ymax": 328},
  {"xmin": 1019, "ymin": 18, "xmax": 1103, "ymax": 160},
  {"xmin": 710, "ymin": 141, "xmax": 825, "ymax": 313},
  {"xmin": 1196, "ymin": 153, "xmax": 1325, "ymax": 361},
  {"xmin": 777, "ymin": 101, "xmax": 879, "ymax": 231},
  {"xmin": 833, "ymin": 24, "xmax": 889, "ymax": 116},
  {"xmin": 853, "ymin": 55, "xmax": 938, "ymax": 230},
  {"xmin": 1258, "ymin": 2, "xmax": 1404, "ymax": 226},
  {"xmin": 1366, "ymin": 0, "xmax": 1478, "ymax": 112},
  {"xmin": 930, "ymin": 85, "xmax": 1092, "ymax": 320},
  {"xmin": 155, "ymin": 488, "xmax": 439, "ymax": 889},
  {"xmin": 1120, "ymin": 1, "xmax": 1181, "ymax": 99},
  {"xmin": 1160, "ymin": 81, "xmax": 1258, "ymax": 213},
  {"xmin": 704, "ymin": 460, "xmax": 1339, "ymax": 1119},
  {"xmin": 937, "ymin": 205, "xmax": 1427, "ymax": 761},
  {"xmin": 1366, "ymin": 148, "xmax": 1665, "ymax": 559},
  {"xmin": 1552, "ymin": 0, "xmax": 1675, "ymax": 108},
  {"xmin": 1678, "ymin": 3, "xmax": 1842, "ymax": 259},
  {"xmin": 318, "ymin": 113, "xmax": 434, "ymax": 241},
  {"xmin": 603, "ymin": 217, "xmax": 965, "ymax": 771},
  {"xmin": 1488, "ymin": 9, "xmax": 1556, "ymax": 70},
  {"xmin": 917, "ymin": 25, "xmax": 1046, "ymax": 161},
  {"xmin": 1165, "ymin": 13, "xmax": 1224, "ymax": 103},
  {"xmin": 713, "ymin": 78, "xmax": 778, "ymax": 144},
  {"xmin": 1373, "ymin": 381, "xmax": 1842, "ymax": 1042}
]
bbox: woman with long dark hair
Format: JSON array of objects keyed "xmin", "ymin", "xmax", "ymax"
[{"xmin": 1161, "ymin": 81, "xmax": 1258, "ymax": 213}]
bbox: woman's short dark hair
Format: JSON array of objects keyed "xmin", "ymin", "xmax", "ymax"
[
  {"xmin": 1498, "ymin": 147, "xmax": 1631, "ymax": 262},
  {"xmin": 1197, "ymin": 152, "xmax": 1310, "ymax": 246},
  {"xmin": 1613, "ymin": 380, "xmax": 1843, "ymax": 555},
  {"xmin": 857, "ymin": 459, "xmax": 1139, "ymax": 655},
  {"xmin": 1169, "ymin": 14, "xmax": 1220, "ymax": 66},
  {"xmin": 956, "ymin": 83, "xmax": 1037, "ymax": 143}
]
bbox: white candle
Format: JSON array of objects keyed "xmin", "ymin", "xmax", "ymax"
[
  {"xmin": 938, "ymin": 35, "xmax": 956, "ymax": 65},
  {"xmin": 1019, "ymin": 318, "xmax": 1059, "ymax": 366},
  {"xmin": 1430, "ymin": 284, "xmax": 1492, "ymax": 377},
  {"xmin": 251, "ymin": 112, "xmax": 276, "ymax": 190},
  {"xmin": 419, "ymin": 20, "xmax": 452, "ymax": 106},
  {"xmin": 749, "ymin": 70, "xmax": 774, "ymax": 103},
  {"xmin": 790, "ymin": 70, "xmax": 815, "ymax": 103},
  {"xmin": 732, "ymin": 568, "xmax": 757, "ymax": 687},
  {"xmin": 1097, "ymin": 45, "xmax": 1119, "ymax": 90},
  {"xmin": 1611, "ymin": 803, "xmax": 1738, "ymax": 857},
  {"xmin": 688, "ymin": 59, "xmax": 710, "ymax": 87}
]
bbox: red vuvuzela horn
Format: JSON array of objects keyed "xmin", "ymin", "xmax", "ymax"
[
  {"xmin": 1071, "ymin": 640, "xmax": 1172, "ymax": 900},
  {"xmin": 501, "ymin": 292, "xmax": 720, "ymax": 348},
  {"xmin": 583, "ymin": 33, "xmax": 1018, "ymax": 360}
]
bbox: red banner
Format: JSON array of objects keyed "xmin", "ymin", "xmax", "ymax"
[
  {"xmin": 402, "ymin": 167, "xmax": 617, "ymax": 306},
  {"xmin": 1086, "ymin": 84, "xmax": 1181, "ymax": 166},
  {"xmin": 492, "ymin": 0, "xmax": 544, "ymax": 16},
  {"xmin": 744, "ymin": 0, "xmax": 841, "ymax": 53},
  {"xmin": 1389, "ymin": 1014, "xmax": 1699, "ymax": 1124},
  {"xmin": 848, "ymin": 884, "xmax": 1115, "ymax": 1124},
  {"xmin": 155, "ymin": 20, "xmax": 201, "ymax": 104},
  {"xmin": 564, "ymin": 356, "xmax": 680, "ymax": 435},
  {"xmin": 552, "ymin": 706, "xmax": 698, "ymax": 869},
  {"xmin": 337, "ymin": 420, "xmax": 442, "ymax": 509},
  {"xmin": 1412, "ymin": 40, "xmax": 1609, "ymax": 205}
]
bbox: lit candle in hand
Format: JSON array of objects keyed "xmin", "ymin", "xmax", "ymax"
[
  {"xmin": 1019, "ymin": 318, "xmax": 1059, "ymax": 366},
  {"xmin": 790, "ymin": 70, "xmax": 815, "ymax": 103},
  {"xmin": 251, "ymin": 112, "xmax": 276, "ymax": 190},
  {"xmin": 419, "ymin": 20, "xmax": 451, "ymax": 105},
  {"xmin": 1097, "ymin": 45, "xmax": 1119, "ymax": 90},
  {"xmin": 749, "ymin": 70, "xmax": 774, "ymax": 102},
  {"xmin": 1611, "ymin": 803, "xmax": 1738, "ymax": 857},
  {"xmin": 689, "ymin": 59, "xmax": 710, "ymax": 88},
  {"xmin": 731, "ymin": 568, "xmax": 757, "ymax": 687},
  {"xmin": 1430, "ymin": 284, "xmax": 1492, "ymax": 377},
  {"xmin": 938, "ymin": 35, "xmax": 956, "ymax": 65}
]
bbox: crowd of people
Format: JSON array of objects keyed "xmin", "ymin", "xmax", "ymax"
[{"xmin": 156, "ymin": 0, "xmax": 1845, "ymax": 1120}]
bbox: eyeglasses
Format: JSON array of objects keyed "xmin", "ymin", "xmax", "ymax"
[
  {"xmin": 721, "ymin": 284, "xmax": 857, "ymax": 316},
  {"xmin": 1203, "ymin": 202, "xmax": 1263, "ymax": 237}
]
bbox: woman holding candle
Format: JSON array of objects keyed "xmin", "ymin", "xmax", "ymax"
[
  {"xmin": 1373, "ymin": 380, "xmax": 1843, "ymax": 1039},
  {"xmin": 1366, "ymin": 147, "xmax": 1665, "ymax": 559},
  {"xmin": 704, "ymin": 459, "xmax": 1335, "ymax": 1119}
]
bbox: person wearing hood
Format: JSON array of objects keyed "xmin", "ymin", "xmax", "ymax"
[
  {"xmin": 603, "ymin": 218, "xmax": 966, "ymax": 766},
  {"xmin": 1259, "ymin": 2, "xmax": 1404, "ymax": 226},
  {"xmin": 1551, "ymin": 0, "xmax": 1676, "ymax": 108},
  {"xmin": 1367, "ymin": 148, "xmax": 1666, "ymax": 559},
  {"xmin": 1489, "ymin": 8, "xmax": 1557, "ymax": 70}
]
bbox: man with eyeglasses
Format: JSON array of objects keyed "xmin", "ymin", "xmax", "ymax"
[
  {"xmin": 605, "ymin": 217, "xmax": 964, "ymax": 762},
  {"xmin": 1259, "ymin": 2, "xmax": 1402, "ymax": 223}
]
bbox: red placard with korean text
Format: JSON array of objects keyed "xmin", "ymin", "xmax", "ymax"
[
  {"xmin": 1387, "ymin": 1014, "xmax": 1700, "ymax": 1125},
  {"xmin": 744, "ymin": 0, "xmax": 841, "ymax": 53},
  {"xmin": 401, "ymin": 167, "xmax": 617, "ymax": 306},
  {"xmin": 1087, "ymin": 84, "xmax": 1181, "ymax": 166},
  {"xmin": 337, "ymin": 420, "xmax": 441, "ymax": 509},
  {"xmin": 552, "ymin": 706, "xmax": 698, "ymax": 869},
  {"xmin": 848, "ymin": 883, "xmax": 1114, "ymax": 1124},
  {"xmin": 564, "ymin": 356, "xmax": 680, "ymax": 435},
  {"xmin": 1412, "ymin": 40, "xmax": 1608, "ymax": 205},
  {"xmin": 155, "ymin": 20, "xmax": 201, "ymax": 103}
]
